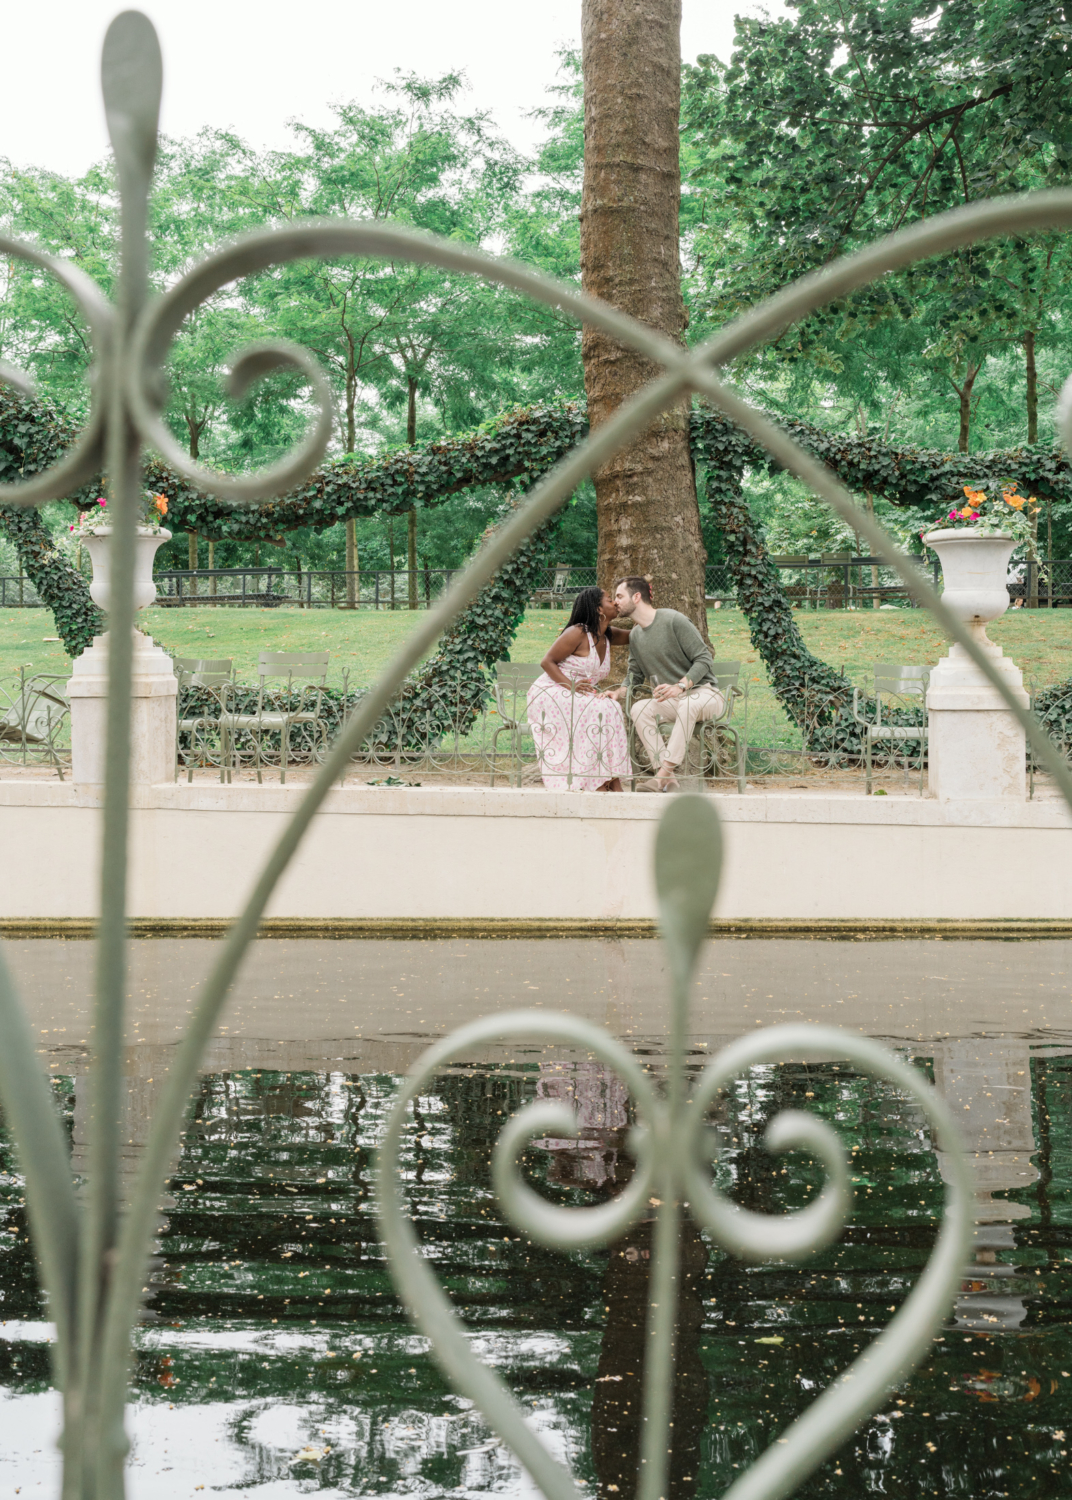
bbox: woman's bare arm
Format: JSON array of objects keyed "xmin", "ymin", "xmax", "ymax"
[
  {"xmin": 607, "ymin": 626, "xmax": 630, "ymax": 645},
  {"xmin": 539, "ymin": 625, "xmax": 592, "ymax": 690}
]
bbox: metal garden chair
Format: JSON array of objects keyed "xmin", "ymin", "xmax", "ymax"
[
  {"xmin": 0, "ymin": 671, "xmax": 71, "ymax": 777},
  {"xmin": 173, "ymin": 657, "xmax": 233, "ymax": 782},
  {"xmin": 851, "ymin": 663, "xmax": 930, "ymax": 795},
  {"xmin": 219, "ymin": 651, "xmax": 330, "ymax": 784},
  {"xmin": 625, "ymin": 661, "xmax": 748, "ymax": 793},
  {"xmin": 531, "ymin": 564, "xmax": 573, "ymax": 609},
  {"xmin": 490, "ymin": 662, "xmax": 543, "ymax": 786},
  {"xmin": 699, "ymin": 661, "xmax": 748, "ymax": 793}
]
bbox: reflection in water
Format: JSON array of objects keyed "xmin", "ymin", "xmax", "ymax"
[
  {"xmin": 591, "ymin": 1220, "xmax": 709, "ymax": 1500},
  {"xmin": 934, "ymin": 1040, "xmax": 1037, "ymax": 1334},
  {"xmin": 536, "ymin": 1061, "xmax": 710, "ymax": 1498},
  {"xmin": 1, "ymin": 937, "xmax": 1071, "ymax": 1497}
]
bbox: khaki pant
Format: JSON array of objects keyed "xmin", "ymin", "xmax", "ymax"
[{"xmin": 629, "ymin": 685, "xmax": 725, "ymax": 771}]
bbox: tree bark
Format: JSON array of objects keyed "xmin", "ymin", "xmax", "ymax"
[
  {"xmin": 1025, "ymin": 329, "xmax": 1038, "ymax": 444},
  {"xmin": 188, "ymin": 421, "xmax": 200, "ymax": 594},
  {"xmin": 580, "ymin": 0, "xmax": 708, "ymax": 640},
  {"xmin": 346, "ymin": 356, "xmax": 357, "ymax": 454},
  {"xmin": 345, "ymin": 517, "xmax": 358, "ymax": 606},
  {"xmin": 407, "ymin": 375, "xmax": 419, "ymax": 608},
  {"xmin": 388, "ymin": 518, "xmax": 396, "ymax": 609},
  {"xmin": 950, "ymin": 362, "xmax": 981, "ymax": 453}
]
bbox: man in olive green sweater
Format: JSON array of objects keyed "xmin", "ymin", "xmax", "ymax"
[{"xmin": 605, "ymin": 577, "xmax": 723, "ymax": 791}]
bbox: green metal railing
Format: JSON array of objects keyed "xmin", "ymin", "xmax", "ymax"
[{"xmin": 5, "ymin": 10, "xmax": 1072, "ymax": 1499}]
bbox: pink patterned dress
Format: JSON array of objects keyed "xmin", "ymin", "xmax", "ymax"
[{"xmin": 527, "ymin": 631, "xmax": 631, "ymax": 791}]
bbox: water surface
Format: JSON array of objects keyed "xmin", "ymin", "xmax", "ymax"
[{"xmin": 1, "ymin": 938, "xmax": 1070, "ymax": 1497}]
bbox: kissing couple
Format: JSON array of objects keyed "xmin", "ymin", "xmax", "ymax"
[{"xmin": 527, "ymin": 577, "xmax": 723, "ymax": 792}]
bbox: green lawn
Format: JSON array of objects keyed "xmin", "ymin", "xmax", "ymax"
[{"xmin": 3, "ymin": 603, "xmax": 1070, "ymax": 748}]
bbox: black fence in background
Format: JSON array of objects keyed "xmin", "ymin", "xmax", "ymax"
[{"xmin": 2, "ymin": 556, "xmax": 1070, "ymax": 610}]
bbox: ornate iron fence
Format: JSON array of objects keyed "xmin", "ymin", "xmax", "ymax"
[
  {"xmin": 12, "ymin": 555, "xmax": 1061, "ymax": 610},
  {"xmin": 15, "ymin": 555, "xmax": 1072, "ymax": 611},
  {"xmin": 174, "ymin": 673, "xmax": 749, "ymax": 789},
  {"xmin": 0, "ymin": 669, "xmax": 70, "ymax": 774},
  {"xmin": 7, "ymin": 12, "xmax": 1072, "ymax": 1500}
]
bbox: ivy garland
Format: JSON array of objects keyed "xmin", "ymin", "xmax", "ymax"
[
  {"xmin": 0, "ymin": 390, "xmax": 104, "ymax": 656},
  {"xmin": 3, "ymin": 384, "xmax": 1071, "ymax": 754}
]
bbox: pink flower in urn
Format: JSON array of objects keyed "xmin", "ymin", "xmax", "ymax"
[{"xmin": 97, "ymin": 497, "xmax": 106, "ymax": 507}]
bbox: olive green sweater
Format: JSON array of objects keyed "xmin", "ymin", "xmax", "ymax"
[{"xmin": 625, "ymin": 609, "xmax": 715, "ymax": 691}]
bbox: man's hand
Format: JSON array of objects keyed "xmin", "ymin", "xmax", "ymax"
[
  {"xmin": 602, "ymin": 685, "xmax": 626, "ymax": 702},
  {"xmin": 652, "ymin": 682, "xmax": 685, "ymax": 702}
]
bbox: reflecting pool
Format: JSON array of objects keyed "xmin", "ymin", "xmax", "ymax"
[{"xmin": 1, "ymin": 938, "xmax": 1070, "ymax": 1497}]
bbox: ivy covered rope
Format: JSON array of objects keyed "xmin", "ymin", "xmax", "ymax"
[
  {"xmin": 0, "ymin": 389, "xmax": 104, "ymax": 658},
  {"xmin": 4, "ymin": 382, "xmax": 1072, "ymax": 757},
  {"xmin": 176, "ymin": 509, "xmax": 562, "ymax": 758}
]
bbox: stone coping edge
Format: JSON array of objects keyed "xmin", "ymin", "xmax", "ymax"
[
  {"xmin": 4, "ymin": 917, "xmax": 1072, "ymax": 941},
  {"xmin": 2, "ymin": 780, "xmax": 1070, "ymax": 828}
]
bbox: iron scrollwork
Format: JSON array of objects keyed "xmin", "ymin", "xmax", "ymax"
[
  {"xmin": 3, "ymin": 8, "xmax": 1071, "ymax": 1499},
  {"xmin": 378, "ymin": 797, "xmax": 974, "ymax": 1500}
]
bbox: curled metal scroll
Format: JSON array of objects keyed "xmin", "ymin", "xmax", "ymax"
[
  {"xmin": 377, "ymin": 799, "xmax": 975, "ymax": 1500},
  {"xmin": 0, "ymin": 236, "xmax": 111, "ymax": 506}
]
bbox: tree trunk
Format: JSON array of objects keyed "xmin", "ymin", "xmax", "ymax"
[
  {"xmin": 864, "ymin": 492, "xmax": 879, "ymax": 608},
  {"xmin": 208, "ymin": 538, "xmax": 216, "ymax": 598},
  {"xmin": 407, "ymin": 508, "xmax": 418, "ymax": 608},
  {"xmin": 188, "ymin": 420, "xmax": 200, "ymax": 594},
  {"xmin": 346, "ymin": 517, "xmax": 358, "ymax": 606},
  {"xmin": 346, "ymin": 371, "xmax": 356, "ymax": 454},
  {"xmin": 1025, "ymin": 329, "xmax": 1038, "ymax": 444},
  {"xmin": 955, "ymin": 363, "xmax": 980, "ymax": 453},
  {"xmin": 388, "ymin": 519, "xmax": 396, "ymax": 610},
  {"xmin": 580, "ymin": 0, "xmax": 708, "ymax": 641},
  {"xmin": 407, "ymin": 375, "xmax": 418, "ymax": 608}
]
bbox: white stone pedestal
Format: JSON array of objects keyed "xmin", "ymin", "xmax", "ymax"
[
  {"xmin": 67, "ymin": 630, "xmax": 177, "ymax": 795},
  {"xmin": 927, "ymin": 632, "xmax": 1029, "ymax": 802},
  {"xmin": 922, "ymin": 527, "xmax": 1030, "ymax": 804}
]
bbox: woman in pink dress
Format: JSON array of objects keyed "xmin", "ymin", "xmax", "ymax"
[{"xmin": 527, "ymin": 586, "xmax": 632, "ymax": 791}]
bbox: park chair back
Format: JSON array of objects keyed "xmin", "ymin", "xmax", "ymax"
[
  {"xmin": 217, "ymin": 652, "xmax": 332, "ymax": 785},
  {"xmin": 704, "ymin": 660, "xmax": 747, "ymax": 792},
  {"xmin": 852, "ymin": 663, "xmax": 930, "ymax": 795},
  {"xmin": 873, "ymin": 663, "xmax": 928, "ymax": 703},
  {"xmin": 492, "ymin": 662, "xmax": 544, "ymax": 786},
  {"xmin": 175, "ymin": 656, "xmax": 233, "ymax": 689},
  {"xmin": 174, "ymin": 658, "xmax": 233, "ymax": 782},
  {"xmin": 257, "ymin": 650, "xmax": 330, "ymax": 687},
  {"xmin": 0, "ymin": 673, "xmax": 70, "ymax": 777},
  {"xmin": 531, "ymin": 565, "xmax": 574, "ymax": 609},
  {"xmin": 710, "ymin": 660, "xmax": 742, "ymax": 703},
  {"xmin": 624, "ymin": 660, "xmax": 748, "ymax": 793},
  {"xmin": 256, "ymin": 651, "xmax": 331, "ymax": 768}
]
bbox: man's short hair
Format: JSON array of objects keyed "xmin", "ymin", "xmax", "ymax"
[{"xmin": 617, "ymin": 576, "xmax": 652, "ymax": 603}]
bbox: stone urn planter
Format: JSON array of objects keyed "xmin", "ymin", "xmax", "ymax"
[
  {"xmin": 923, "ymin": 528, "xmax": 1028, "ymax": 803},
  {"xmin": 921, "ymin": 527, "xmax": 1016, "ymax": 635},
  {"xmin": 82, "ymin": 525, "xmax": 172, "ymax": 613}
]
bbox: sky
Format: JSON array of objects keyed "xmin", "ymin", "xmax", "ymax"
[{"xmin": 0, "ymin": 0, "xmax": 782, "ymax": 177}]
